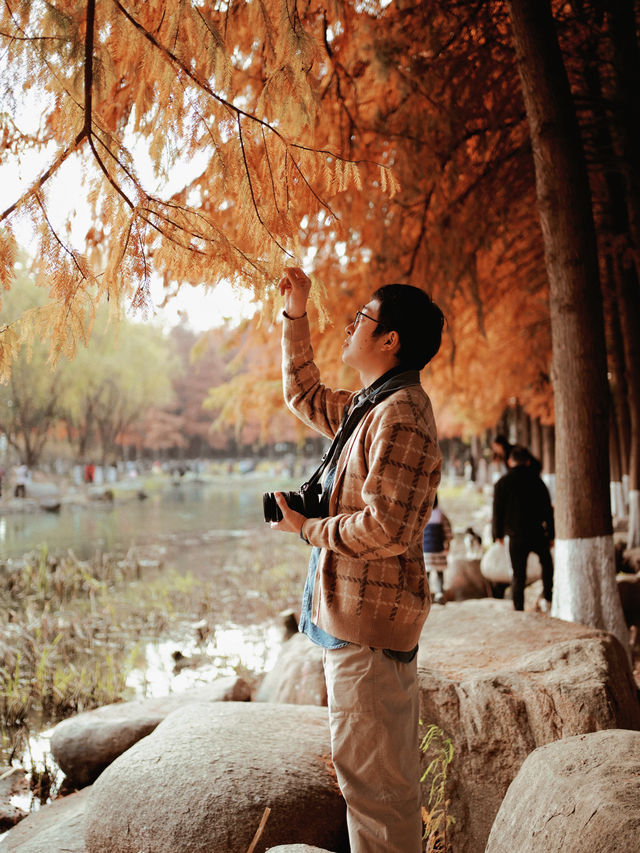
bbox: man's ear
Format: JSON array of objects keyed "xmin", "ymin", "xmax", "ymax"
[{"xmin": 381, "ymin": 330, "xmax": 400, "ymax": 355}]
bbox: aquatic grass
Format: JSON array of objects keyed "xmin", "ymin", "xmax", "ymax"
[
  {"xmin": 0, "ymin": 543, "xmax": 252, "ymax": 750},
  {"xmin": 0, "ymin": 529, "xmax": 309, "ymax": 779},
  {"xmin": 0, "ymin": 548, "xmax": 179, "ymax": 753}
]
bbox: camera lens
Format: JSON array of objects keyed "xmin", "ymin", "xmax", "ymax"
[{"xmin": 263, "ymin": 492, "xmax": 282, "ymax": 523}]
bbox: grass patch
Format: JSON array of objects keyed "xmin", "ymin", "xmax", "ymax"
[{"xmin": 0, "ymin": 547, "xmax": 207, "ymax": 757}]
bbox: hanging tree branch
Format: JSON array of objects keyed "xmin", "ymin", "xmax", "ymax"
[{"xmin": 237, "ymin": 114, "xmax": 292, "ymax": 256}]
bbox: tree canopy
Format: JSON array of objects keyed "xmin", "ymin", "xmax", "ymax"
[
  {"xmin": 0, "ymin": 0, "xmax": 637, "ymax": 455},
  {"xmin": 0, "ymin": 0, "xmax": 548, "ymax": 432},
  {"xmin": 3, "ymin": 0, "xmax": 640, "ymax": 640}
]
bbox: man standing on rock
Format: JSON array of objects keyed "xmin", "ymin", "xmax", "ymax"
[{"xmin": 269, "ymin": 266, "xmax": 443, "ymax": 853}]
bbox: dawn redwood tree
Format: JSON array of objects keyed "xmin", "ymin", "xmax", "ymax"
[
  {"xmin": 604, "ymin": 0, "xmax": 640, "ymax": 546},
  {"xmin": 2, "ymin": 0, "xmax": 636, "ymax": 579},
  {"xmin": 0, "ymin": 0, "xmax": 553, "ymax": 438},
  {"xmin": 506, "ymin": 0, "xmax": 627, "ymax": 646},
  {"xmin": 570, "ymin": 0, "xmax": 640, "ymax": 544}
]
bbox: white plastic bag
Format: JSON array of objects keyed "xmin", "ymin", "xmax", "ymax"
[
  {"xmin": 480, "ymin": 541, "xmax": 512, "ymax": 583},
  {"xmin": 480, "ymin": 539, "xmax": 542, "ymax": 585}
]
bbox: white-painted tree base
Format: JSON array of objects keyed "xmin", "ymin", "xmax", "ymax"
[
  {"xmin": 628, "ymin": 490, "xmax": 640, "ymax": 549},
  {"xmin": 610, "ymin": 480, "xmax": 627, "ymax": 521},
  {"xmin": 551, "ymin": 535, "xmax": 629, "ymax": 657}
]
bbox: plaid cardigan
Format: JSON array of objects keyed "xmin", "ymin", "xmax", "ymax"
[{"xmin": 284, "ymin": 314, "xmax": 442, "ymax": 651}]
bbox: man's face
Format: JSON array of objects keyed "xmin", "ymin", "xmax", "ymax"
[{"xmin": 342, "ymin": 298, "xmax": 385, "ymax": 373}]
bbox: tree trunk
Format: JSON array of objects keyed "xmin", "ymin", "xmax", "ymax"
[
  {"xmin": 470, "ymin": 433, "xmax": 482, "ymax": 483},
  {"xmin": 496, "ymin": 409, "xmax": 510, "ymax": 442},
  {"xmin": 602, "ymin": 257, "xmax": 631, "ymax": 482},
  {"xmin": 613, "ymin": 257, "xmax": 640, "ymax": 545},
  {"xmin": 515, "ymin": 401, "xmax": 530, "ymax": 447},
  {"xmin": 584, "ymin": 37, "xmax": 640, "ymax": 545},
  {"xmin": 530, "ymin": 416, "xmax": 542, "ymax": 462},
  {"xmin": 506, "ymin": 0, "xmax": 627, "ymax": 649},
  {"xmin": 541, "ymin": 423, "xmax": 555, "ymax": 475},
  {"xmin": 606, "ymin": 0, "xmax": 640, "ymax": 269},
  {"xmin": 610, "ymin": 398, "xmax": 626, "ymax": 521},
  {"xmin": 605, "ymin": 0, "xmax": 640, "ymax": 546}
]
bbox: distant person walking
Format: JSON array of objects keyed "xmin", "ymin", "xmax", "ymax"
[
  {"xmin": 422, "ymin": 494, "xmax": 452, "ymax": 605},
  {"xmin": 492, "ymin": 445, "xmax": 554, "ymax": 612},
  {"xmin": 14, "ymin": 463, "xmax": 28, "ymax": 498}
]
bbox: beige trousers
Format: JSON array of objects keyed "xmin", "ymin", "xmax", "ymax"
[{"xmin": 323, "ymin": 644, "xmax": 422, "ymax": 853}]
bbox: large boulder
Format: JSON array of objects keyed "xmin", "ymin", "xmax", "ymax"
[
  {"xmin": 51, "ymin": 675, "xmax": 251, "ymax": 788},
  {"xmin": 485, "ymin": 729, "xmax": 640, "ymax": 853},
  {"xmin": 255, "ymin": 633, "xmax": 326, "ymax": 705},
  {"xmin": 1, "ymin": 787, "xmax": 89, "ymax": 852},
  {"xmin": 84, "ymin": 702, "xmax": 348, "ymax": 853},
  {"xmin": 418, "ymin": 600, "xmax": 640, "ymax": 853}
]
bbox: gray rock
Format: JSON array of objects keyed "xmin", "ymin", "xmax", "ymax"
[
  {"xmin": 0, "ymin": 766, "xmax": 29, "ymax": 830},
  {"xmin": 255, "ymin": 633, "xmax": 326, "ymax": 705},
  {"xmin": 51, "ymin": 675, "xmax": 251, "ymax": 787},
  {"xmin": 1, "ymin": 787, "xmax": 89, "ymax": 852},
  {"xmin": 445, "ymin": 554, "xmax": 492, "ymax": 599},
  {"xmin": 485, "ymin": 729, "xmax": 640, "ymax": 853},
  {"xmin": 84, "ymin": 702, "xmax": 348, "ymax": 853},
  {"xmin": 418, "ymin": 600, "xmax": 640, "ymax": 853}
]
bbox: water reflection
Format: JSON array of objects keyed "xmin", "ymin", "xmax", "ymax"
[
  {"xmin": 0, "ymin": 479, "xmax": 271, "ymax": 561},
  {"xmin": 126, "ymin": 624, "xmax": 283, "ymax": 697}
]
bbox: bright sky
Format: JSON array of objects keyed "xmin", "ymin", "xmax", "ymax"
[{"xmin": 0, "ymin": 91, "xmax": 257, "ymax": 332}]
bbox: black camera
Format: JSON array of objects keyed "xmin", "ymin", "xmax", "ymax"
[{"xmin": 263, "ymin": 482, "xmax": 322, "ymax": 523}]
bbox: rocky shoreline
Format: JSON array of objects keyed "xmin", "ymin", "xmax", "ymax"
[{"xmin": 2, "ymin": 600, "xmax": 639, "ymax": 853}]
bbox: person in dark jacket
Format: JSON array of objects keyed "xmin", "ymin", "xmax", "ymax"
[{"xmin": 492, "ymin": 444, "xmax": 554, "ymax": 612}]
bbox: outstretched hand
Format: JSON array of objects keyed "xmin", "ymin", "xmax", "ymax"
[
  {"xmin": 270, "ymin": 492, "xmax": 307, "ymax": 536},
  {"xmin": 279, "ymin": 266, "xmax": 311, "ymax": 319}
]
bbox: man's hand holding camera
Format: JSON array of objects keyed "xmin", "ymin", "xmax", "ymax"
[{"xmin": 270, "ymin": 492, "xmax": 307, "ymax": 537}]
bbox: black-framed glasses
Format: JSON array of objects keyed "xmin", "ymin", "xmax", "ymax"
[{"xmin": 353, "ymin": 309, "xmax": 384, "ymax": 330}]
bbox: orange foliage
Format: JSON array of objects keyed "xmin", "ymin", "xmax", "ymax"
[{"xmin": 1, "ymin": 0, "xmax": 559, "ymax": 436}]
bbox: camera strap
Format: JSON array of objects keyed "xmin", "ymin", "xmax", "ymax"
[{"xmin": 301, "ymin": 368, "xmax": 421, "ymax": 505}]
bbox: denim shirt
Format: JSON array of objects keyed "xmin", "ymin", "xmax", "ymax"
[{"xmin": 299, "ymin": 468, "xmax": 347, "ymax": 649}]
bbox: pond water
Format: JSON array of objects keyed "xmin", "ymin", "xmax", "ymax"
[
  {"xmin": 0, "ymin": 473, "xmax": 313, "ymax": 824},
  {"xmin": 0, "ymin": 476, "xmax": 276, "ymax": 562}
]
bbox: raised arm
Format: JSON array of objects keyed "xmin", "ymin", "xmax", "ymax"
[{"xmin": 280, "ymin": 267, "xmax": 353, "ymax": 439}]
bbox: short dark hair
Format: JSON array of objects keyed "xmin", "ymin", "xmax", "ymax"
[
  {"xmin": 508, "ymin": 444, "xmax": 530, "ymax": 466},
  {"xmin": 371, "ymin": 284, "xmax": 445, "ymax": 370},
  {"xmin": 492, "ymin": 435, "xmax": 511, "ymax": 452}
]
